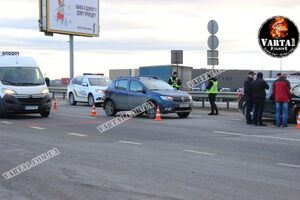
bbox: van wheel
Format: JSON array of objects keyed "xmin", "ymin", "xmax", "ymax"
[
  {"xmin": 104, "ymin": 100, "xmax": 117, "ymax": 116},
  {"xmin": 177, "ymin": 112, "xmax": 190, "ymax": 118},
  {"xmin": 88, "ymin": 94, "xmax": 94, "ymax": 107},
  {"xmin": 69, "ymin": 93, "xmax": 77, "ymax": 105},
  {"xmin": 40, "ymin": 111, "xmax": 50, "ymax": 118}
]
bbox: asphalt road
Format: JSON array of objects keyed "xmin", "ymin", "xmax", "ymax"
[{"xmin": 1, "ymin": 100, "xmax": 300, "ymax": 200}]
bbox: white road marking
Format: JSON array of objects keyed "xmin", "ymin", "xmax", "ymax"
[
  {"xmin": 118, "ymin": 141, "xmax": 143, "ymax": 145},
  {"xmin": 1, "ymin": 121, "xmax": 13, "ymax": 124},
  {"xmin": 213, "ymin": 131, "xmax": 300, "ymax": 142},
  {"xmin": 183, "ymin": 150, "xmax": 215, "ymax": 156},
  {"xmin": 67, "ymin": 133, "xmax": 87, "ymax": 137},
  {"xmin": 57, "ymin": 113, "xmax": 96, "ymax": 119},
  {"xmin": 30, "ymin": 126, "xmax": 46, "ymax": 130},
  {"xmin": 277, "ymin": 163, "xmax": 300, "ymax": 169},
  {"xmin": 233, "ymin": 119, "xmax": 243, "ymax": 121}
]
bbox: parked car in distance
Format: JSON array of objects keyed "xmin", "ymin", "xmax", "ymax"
[
  {"xmin": 239, "ymin": 78, "xmax": 300, "ymax": 122},
  {"xmin": 67, "ymin": 74, "xmax": 111, "ymax": 106},
  {"xmin": 103, "ymin": 76, "xmax": 193, "ymax": 119}
]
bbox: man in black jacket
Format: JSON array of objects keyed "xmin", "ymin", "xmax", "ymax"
[
  {"xmin": 252, "ymin": 72, "xmax": 269, "ymax": 126},
  {"xmin": 244, "ymin": 71, "xmax": 255, "ymax": 124}
]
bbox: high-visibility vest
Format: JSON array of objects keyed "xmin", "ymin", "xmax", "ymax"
[
  {"xmin": 207, "ymin": 80, "xmax": 218, "ymax": 94},
  {"xmin": 170, "ymin": 77, "xmax": 180, "ymax": 89}
]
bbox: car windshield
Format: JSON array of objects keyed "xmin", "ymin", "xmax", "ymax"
[
  {"xmin": 141, "ymin": 79, "xmax": 175, "ymax": 90},
  {"xmin": 0, "ymin": 67, "xmax": 44, "ymax": 86},
  {"xmin": 88, "ymin": 78, "xmax": 111, "ymax": 86}
]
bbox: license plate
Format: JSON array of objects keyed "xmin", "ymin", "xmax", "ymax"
[
  {"xmin": 179, "ymin": 103, "xmax": 190, "ymax": 108},
  {"xmin": 25, "ymin": 106, "xmax": 38, "ymax": 111}
]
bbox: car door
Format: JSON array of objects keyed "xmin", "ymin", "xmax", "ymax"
[
  {"xmin": 127, "ymin": 80, "xmax": 148, "ymax": 109},
  {"xmin": 113, "ymin": 79, "xmax": 129, "ymax": 110},
  {"xmin": 81, "ymin": 78, "xmax": 89, "ymax": 101},
  {"xmin": 74, "ymin": 77, "xmax": 84, "ymax": 101},
  {"xmin": 264, "ymin": 80, "xmax": 275, "ymax": 116}
]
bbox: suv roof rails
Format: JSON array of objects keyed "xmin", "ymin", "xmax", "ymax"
[
  {"xmin": 138, "ymin": 75, "xmax": 160, "ymax": 79},
  {"xmin": 117, "ymin": 76, "xmax": 160, "ymax": 80}
]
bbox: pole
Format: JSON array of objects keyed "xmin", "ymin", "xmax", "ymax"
[
  {"xmin": 280, "ymin": 58, "xmax": 282, "ymax": 72},
  {"xmin": 69, "ymin": 35, "xmax": 74, "ymax": 79}
]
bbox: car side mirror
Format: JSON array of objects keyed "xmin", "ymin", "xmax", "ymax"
[
  {"xmin": 45, "ymin": 77, "xmax": 50, "ymax": 87},
  {"xmin": 137, "ymin": 89, "xmax": 145, "ymax": 94},
  {"xmin": 82, "ymin": 82, "xmax": 88, "ymax": 87}
]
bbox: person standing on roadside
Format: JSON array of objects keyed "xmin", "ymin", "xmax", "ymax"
[
  {"xmin": 273, "ymin": 73, "xmax": 291, "ymax": 127},
  {"xmin": 252, "ymin": 72, "xmax": 269, "ymax": 126},
  {"xmin": 206, "ymin": 76, "xmax": 219, "ymax": 115},
  {"xmin": 244, "ymin": 71, "xmax": 255, "ymax": 124}
]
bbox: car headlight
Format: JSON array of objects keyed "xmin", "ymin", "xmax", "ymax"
[
  {"xmin": 3, "ymin": 89, "xmax": 16, "ymax": 95},
  {"xmin": 160, "ymin": 96, "xmax": 173, "ymax": 101},
  {"xmin": 42, "ymin": 88, "xmax": 49, "ymax": 94},
  {"xmin": 95, "ymin": 89, "xmax": 105, "ymax": 93}
]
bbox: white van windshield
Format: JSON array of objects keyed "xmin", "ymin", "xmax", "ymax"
[{"xmin": 0, "ymin": 67, "xmax": 45, "ymax": 86}]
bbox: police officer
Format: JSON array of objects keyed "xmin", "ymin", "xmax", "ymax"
[
  {"xmin": 168, "ymin": 72, "xmax": 181, "ymax": 90},
  {"xmin": 206, "ymin": 76, "xmax": 219, "ymax": 115}
]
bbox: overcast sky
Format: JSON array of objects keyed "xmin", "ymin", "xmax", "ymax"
[{"xmin": 0, "ymin": 0, "xmax": 299, "ymax": 78}]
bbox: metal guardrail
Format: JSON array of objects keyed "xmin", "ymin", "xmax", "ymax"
[
  {"xmin": 49, "ymin": 87, "xmax": 68, "ymax": 99},
  {"xmin": 189, "ymin": 91, "xmax": 239, "ymax": 109},
  {"xmin": 49, "ymin": 87, "xmax": 239, "ymax": 109}
]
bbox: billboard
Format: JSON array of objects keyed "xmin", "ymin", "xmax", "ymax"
[{"xmin": 40, "ymin": 0, "xmax": 99, "ymax": 37}]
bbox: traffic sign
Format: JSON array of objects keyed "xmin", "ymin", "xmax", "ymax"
[
  {"xmin": 171, "ymin": 50, "xmax": 183, "ymax": 65},
  {"xmin": 207, "ymin": 50, "xmax": 219, "ymax": 58},
  {"xmin": 208, "ymin": 35, "xmax": 219, "ymax": 50},
  {"xmin": 208, "ymin": 20, "xmax": 219, "ymax": 35},
  {"xmin": 207, "ymin": 58, "xmax": 219, "ymax": 65}
]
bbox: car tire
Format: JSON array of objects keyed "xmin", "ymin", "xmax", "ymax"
[
  {"xmin": 88, "ymin": 94, "xmax": 94, "ymax": 107},
  {"xmin": 104, "ymin": 100, "xmax": 117, "ymax": 116},
  {"xmin": 40, "ymin": 111, "xmax": 50, "ymax": 118},
  {"xmin": 69, "ymin": 93, "xmax": 77, "ymax": 105},
  {"xmin": 177, "ymin": 112, "xmax": 190, "ymax": 118},
  {"xmin": 146, "ymin": 102, "xmax": 157, "ymax": 119}
]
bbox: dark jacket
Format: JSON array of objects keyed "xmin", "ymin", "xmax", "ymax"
[
  {"xmin": 243, "ymin": 77, "xmax": 254, "ymax": 101},
  {"xmin": 206, "ymin": 77, "xmax": 217, "ymax": 90},
  {"xmin": 273, "ymin": 77, "xmax": 291, "ymax": 102},
  {"xmin": 252, "ymin": 78, "xmax": 269, "ymax": 102}
]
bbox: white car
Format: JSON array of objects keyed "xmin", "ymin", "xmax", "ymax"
[{"xmin": 67, "ymin": 74, "xmax": 111, "ymax": 106}]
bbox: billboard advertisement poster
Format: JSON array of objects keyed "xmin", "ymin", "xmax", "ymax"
[{"xmin": 45, "ymin": 0, "xmax": 99, "ymax": 37}]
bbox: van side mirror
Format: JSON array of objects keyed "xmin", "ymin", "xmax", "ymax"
[{"xmin": 45, "ymin": 77, "xmax": 50, "ymax": 87}]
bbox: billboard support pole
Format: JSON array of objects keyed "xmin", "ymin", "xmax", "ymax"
[{"xmin": 69, "ymin": 35, "xmax": 74, "ymax": 79}]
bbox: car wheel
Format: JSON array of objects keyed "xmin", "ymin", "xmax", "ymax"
[
  {"xmin": 294, "ymin": 109, "xmax": 300, "ymax": 123},
  {"xmin": 146, "ymin": 102, "xmax": 157, "ymax": 119},
  {"xmin": 104, "ymin": 100, "xmax": 117, "ymax": 116},
  {"xmin": 40, "ymin": 111, "xmax": 50, "ymax": 118},
  {"xmin": 177, "ymin": 112, "xmax": 190, "ymax": 118},
  {"xmin": 88, "ymin": 94, "xmax": 94, "ymax": 107},
  {"xmin": 69, "ymin": 93, "xmax": 77, "ymax": 105}
]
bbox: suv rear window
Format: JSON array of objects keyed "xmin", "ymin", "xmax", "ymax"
[{"xmin": 115, "ymin": 80, "xmax": 128, "ymax": 90}]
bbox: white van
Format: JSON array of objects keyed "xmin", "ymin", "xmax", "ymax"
[{"xmin": 0, "ymin": 53, "xmax": 51, "ymax": 117}]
